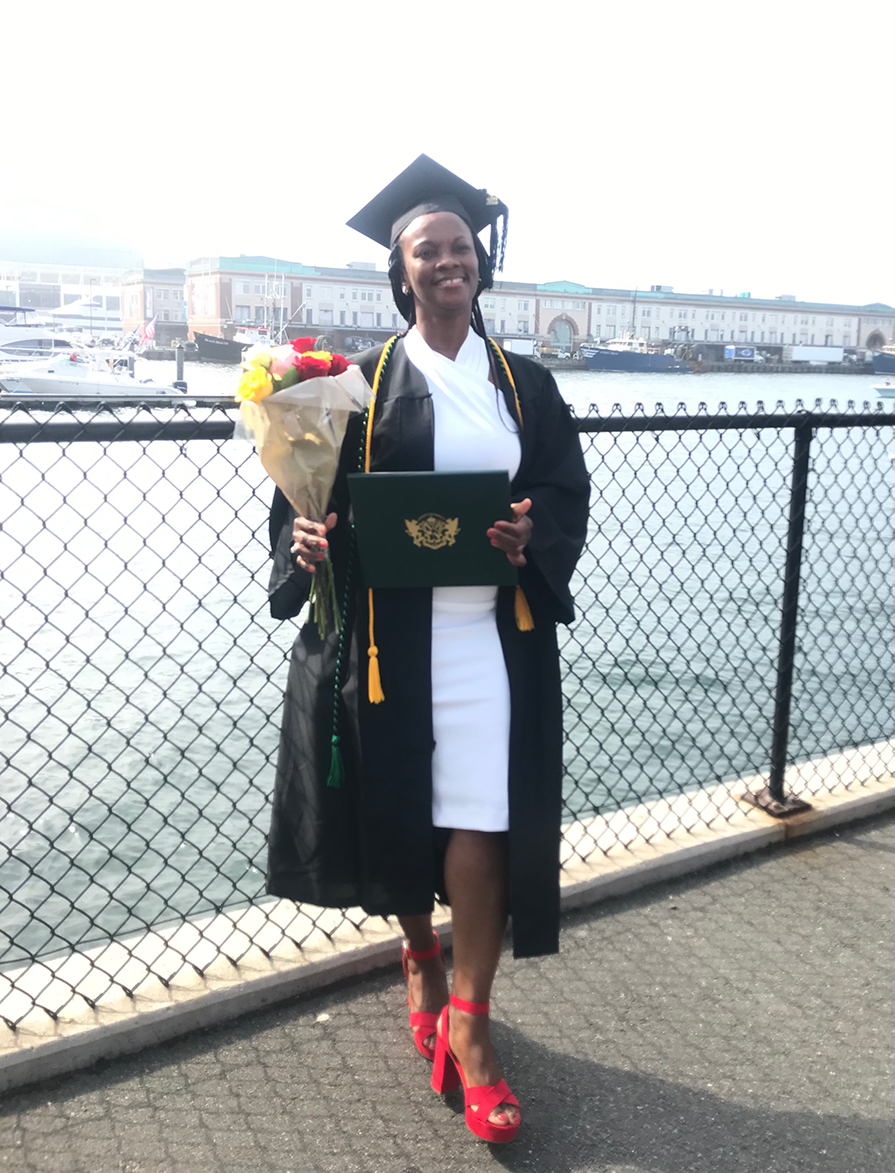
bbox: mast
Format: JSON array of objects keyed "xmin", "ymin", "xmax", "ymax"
[{"xmin": 630, "ymin": 286, "xmax": 638, "ymax": 339}]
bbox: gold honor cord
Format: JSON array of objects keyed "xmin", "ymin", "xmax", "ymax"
[
  {"xmin": 362, "ymin": 336, "xmax": 398, "ymax": 703},
  {"xmin": 362, "ymin": 334, "xmax": 532, "ymax": 707},
  {"xmin": 488, "ymin": 340, "xmax": 534, "ymax": 632}
]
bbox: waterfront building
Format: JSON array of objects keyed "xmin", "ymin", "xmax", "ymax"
[
  {"xmin": 0, "ymin": 238, "xmax": 142, "ymax": 338},
  {"xmin": 121, "ymin": 268, "xmax": 188, "ymax": 346},
  {"xmin": 183, "ymin": 255, "xmax": 893, "ymax": 357}
]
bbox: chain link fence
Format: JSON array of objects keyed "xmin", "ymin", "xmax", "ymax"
[{"xmin": 1, "ymin": 398, "xmax": 892, "ymax": 1027}]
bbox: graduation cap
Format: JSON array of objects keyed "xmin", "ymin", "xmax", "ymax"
[{"xmin": 346, "ymin": 154, "xmax": 508, "ymax": 279}]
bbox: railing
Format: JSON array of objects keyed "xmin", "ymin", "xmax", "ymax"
[{"xmin": 0, "ymin": 398, "xmax": 891, "ymax": 1028}]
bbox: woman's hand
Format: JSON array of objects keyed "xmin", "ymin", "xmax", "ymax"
[
  {"xmin": 487, "ymin": 498, "xmax": 532, "ymax": 567},
  {"xmin": 291, "ymin": 513, "xmax": 337, "ymax": 573}
]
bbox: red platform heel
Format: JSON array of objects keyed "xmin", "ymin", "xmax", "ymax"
[
  {"xmin": 430, "ymin": 994, "xmax": 521, "ymax": 1143},
  {"xmin": 401, "ymin": 930, "xmax": 445, "ymax": 1061}
]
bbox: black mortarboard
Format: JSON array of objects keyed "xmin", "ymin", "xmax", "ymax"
[{"xmin": 346, "ymin": 154, "xmax": 508, "ymax": 276}]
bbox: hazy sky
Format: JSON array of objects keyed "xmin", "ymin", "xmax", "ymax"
[{"xmin": 3, "ymin": 0, "xmax": 893, "ymax": 307}]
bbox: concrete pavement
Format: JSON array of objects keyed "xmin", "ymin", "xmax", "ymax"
[{"xmin": 1, "ymin": 814, "xmax": 892, "ymax": 1173}]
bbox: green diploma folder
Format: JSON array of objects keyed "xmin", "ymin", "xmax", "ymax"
[{"xmin": 347, "ymin": 470, "xmax": 518, "ymax": 588}]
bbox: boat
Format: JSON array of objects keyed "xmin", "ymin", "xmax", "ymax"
[
  {"xmin": 870, "ymin": 347, "xmax": 895, "ymax": 375},
  {"xmin": 193, "ymin": 332, "xmax": 249, "ymax": 363},
  {"xmin": 872, "ymin": 382, "xmax": 894, "ymax": 399},
  {"xmin": 0, "ymin": 305, "xmax": 83, "ymax": 365},
  {"xmin": 0, "ymin": 353, "xmax": 181, "ymax": 396},
  {"xmin": 579, "ymin": 337, "xmax": 686, "ymax": 372}
]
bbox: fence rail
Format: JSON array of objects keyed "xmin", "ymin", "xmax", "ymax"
[{"xmin": 1, "ymin": 399, "xmax": 892, "ymax": 1028}]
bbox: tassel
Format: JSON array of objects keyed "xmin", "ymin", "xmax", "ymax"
[
  {"xmin": 367, "ymin": 644, "xmax": 384, "ymax": 703},
  {"xmin": 515, "ymin": 585, "xmax": 534, "ymax": 631},
  {"xmin": 326, "ymin": 737, "xmax": 344, "ymax": 789}
]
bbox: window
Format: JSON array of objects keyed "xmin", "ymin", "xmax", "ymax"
[
  {"xmin": 720, "ymin": 313, "xmax": 725, "ymax": 321},
  {"xmin": 376, "ymin": 313, "xmax": 382, "ymax": 327},
  {"xmin": 484, "ymin": 317, "xmax": 496, "ymax": 331},
  {"xmin": 519, "ymin": 300, "xmax": 529, "ymax": 312},
  {"xmin": 392, "ymin": 313, "xmax": 398, "ymax": 327},
  {"xmin": 606, "ymin": 305, "xmax": 616, "ymax": 316},
  {"xmin": 499, "ymin": 299, "xmax": 506, "ymax": 310},
  {"xmin": 376, "ymin": 291, "xmax": 382, "ymax": 302},
  {"xmin": 255, "ymin": 284, "xmax": 263, "ymax": 295},
  {"xmin": 254, "ymin": 306, "xmax": 265, "ymax": 323},
  {"xmin": 750, "ymin": 331, "xmax": 755, "ymax": 341},
  {"xmin": 801, "ymin": 317, "xmax": 809, "ymax": 326},
  {"xmin": 161, "ymin": 310, "xmax": 169, "ymax": 321},
  {"xmin": 319, "ymin": 286, "xmax": 332, "ymax": 299},
  {"xmin": 235, "ymin": 305, "xmax": 251, "ymax": 322},
  {"xmin": 499, "ymin": 320, "xmax": 506, "ymax": 332},
  {"xmin": 518, "ymin": 320, "xmax": 528, "ymax": 333},
  {"xmin": 305, "ymin": 286, "xmax": 313, "ymax": 298},
  {"xmin": 159, "ymin": 289, "xmax": 168, "ymax": 299},
  {"xmin": 482, "ymin": 297, "xmax": 496, "ymax": 310},
  {"xmin": 319, "ymin": 309, "xmax": 334, "ymax": 325},
  {"xmin": 826, "ymin": 317, "xmax": 834, "ymax": 326},
  {"xmin": 573, "ymin": 301, "xmax": 585, "ymax": 310},
  {"xmin": 237, "ymin": 281, "xmax": 251, "ymax": 294},
  {"xmin": 678, "ymin": 310, "xmax": 687, "ymax": 319},
  {"xmin": 352, "ymin": 311, "xmax": 358, "ymax": 324},
  {"xmin": 810, "ymin": 334, "xmax": 815, "ymax": 344},
  {"xmin": 305, "ymin": 308, "xmax": 313, "ymax": 324},
  {"xmin": 360, "ymin": 290, "xmax": 376, "ymax": 302},
  {"xmin": 340, "ymin": 289, "xmax": 346, "ymax": 299},
  {"xmin": 739, "ymin": 312, "xmax": 747, "ymax": 321},
  {"xmin": 339, "ymin": 311, "xmax": 346, "ymax": 325},
  {"xmin": 641, "ymin": 309, "xmax": 651, "ymax": 318}
]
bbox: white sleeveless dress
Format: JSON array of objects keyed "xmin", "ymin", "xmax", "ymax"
[{"xmin": 402, "ymin": 327, "xmax": 521, "ymax": 832}]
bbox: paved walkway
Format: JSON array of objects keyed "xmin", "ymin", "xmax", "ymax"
[{"xmin": 1, "ymin": 815, "xmax": 892, "ymax": 1173}]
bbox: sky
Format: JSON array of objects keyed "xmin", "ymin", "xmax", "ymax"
[{"xmin": 2, "ymin": 0, "xmax": 893, "ymax": 308}]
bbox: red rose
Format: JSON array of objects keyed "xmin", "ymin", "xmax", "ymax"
[
  {"xmin": 290, "ymin": 336, "xmax": 318, "ymax": 353},
  {"xmin": 328, "ymin": 353, "xmax": 349, "ymax": 376},
  {"xmin": 298, "ymin": 353, "xmax": 331, "ymax": 378}
]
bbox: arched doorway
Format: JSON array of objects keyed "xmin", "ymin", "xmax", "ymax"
[
  {"xmin": 548, "ymin": 315, "xmax": 576, "ymax": 352},
  {"xmin": 866, "ymin": 330, "xmax": 886, "ymax": 350}
]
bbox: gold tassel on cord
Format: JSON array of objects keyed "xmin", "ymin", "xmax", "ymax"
[
  {"xmin": 515, "ymin": 586, "xmax": 534, "ymax": 631},
  {"xmin": 367, "ymin": 588, "xmax": 385, "ymax": 703}
]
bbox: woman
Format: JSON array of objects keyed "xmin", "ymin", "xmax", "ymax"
[{"xmin": 266, "ymin": 155, "xmax": 589, "ymax": 1142}]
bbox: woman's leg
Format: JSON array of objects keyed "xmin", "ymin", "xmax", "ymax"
[
  {"xmin": 444, "ymin": 829, "xmax": 520, "ymax": 1126},
  {"xmin": 397, "ymin": 913, "xmax": 449, "ymax": 1052}
]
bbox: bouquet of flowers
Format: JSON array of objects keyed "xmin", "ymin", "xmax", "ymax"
[{"xmin": 235, "ymin": 337, "xmax": 371, "ymax": 636}]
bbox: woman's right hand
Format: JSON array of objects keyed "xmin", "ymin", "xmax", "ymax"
[{"xmin": 291, "ymin": 513, "xmax": 337, "ymax": 573}]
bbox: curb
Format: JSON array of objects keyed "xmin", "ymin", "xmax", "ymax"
[{"xmin": 1, "ymin": 780, "xmax": 892, "ymax": 1095}]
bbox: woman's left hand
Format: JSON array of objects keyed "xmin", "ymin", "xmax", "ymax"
[{"xmin": 488, "ymin": 498, "xmax": 532, "ymax": 567}]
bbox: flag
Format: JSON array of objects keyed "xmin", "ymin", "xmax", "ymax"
[
  {"xmin": 141, "ymin": 316, "xmax": 158, "ymax": 347},
  {"xmin": 120, "ymin": 324, "xmax": 141, "ymax": 349}
]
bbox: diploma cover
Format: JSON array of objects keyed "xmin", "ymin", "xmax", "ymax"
[{"xmin": 347, "ymin": 470, "xmax": 518, "ymax": 588}]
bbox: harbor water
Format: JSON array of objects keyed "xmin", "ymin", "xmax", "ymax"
[{"xmin": 1, "ymin": 364, "xmax": 892, "ymax": 966}]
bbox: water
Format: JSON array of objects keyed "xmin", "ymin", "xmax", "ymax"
[{"xmin": 1, "ymin": 364, "xmax": 892, "ymax": 967}]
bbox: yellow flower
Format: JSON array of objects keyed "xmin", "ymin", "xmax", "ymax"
[
  {"xmin": 235, "ymin": 366, "xmax": 274, "ymax": 402},
  {"xmin": 242, "ymin": 344, "xmax": 274, "ymax": 370}
]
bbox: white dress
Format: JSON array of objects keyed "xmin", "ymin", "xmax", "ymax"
[{"xmin": 402, "ymin": 327, "xmax": 521, "ymax": 832}]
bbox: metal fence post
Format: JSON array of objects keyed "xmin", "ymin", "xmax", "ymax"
[{"xmin": 745, "ymin": 419, "xmax": 814, "ymax": 817}]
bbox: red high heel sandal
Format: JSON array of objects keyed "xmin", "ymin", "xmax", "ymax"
[
  {"xmin": 430, "ymin": 994, "xmax": 521, "ymax": 1143},
  {"xmin": 401, "ymin": 930, "xmax": 445, "ymax": 1061}
]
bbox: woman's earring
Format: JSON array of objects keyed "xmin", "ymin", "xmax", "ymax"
[{"xmin": 402, "ymin": 286, "xmax": 409, "ymax": 295}]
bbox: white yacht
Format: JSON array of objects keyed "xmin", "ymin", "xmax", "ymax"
[
  {"xmin": 0, "ymin": 305, "xmax": 81, "ymax": 365},
  {"xmin": 0, "ymin": 351, "xmax": 180, "ymax": 397}
]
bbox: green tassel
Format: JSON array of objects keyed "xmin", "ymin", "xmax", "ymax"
[{"xmin": 326, "ymin": 737, "xmax": 344, "ymax": 789}]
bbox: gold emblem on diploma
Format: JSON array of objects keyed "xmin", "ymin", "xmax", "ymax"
[{"xmin": 405, "ymin": 513, "xmax": 460, "ymax": 550}]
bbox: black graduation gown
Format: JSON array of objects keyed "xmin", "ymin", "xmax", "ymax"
[{"xmin": 265, "ymin": 337, "xmax": 589, "ymax": 958}]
